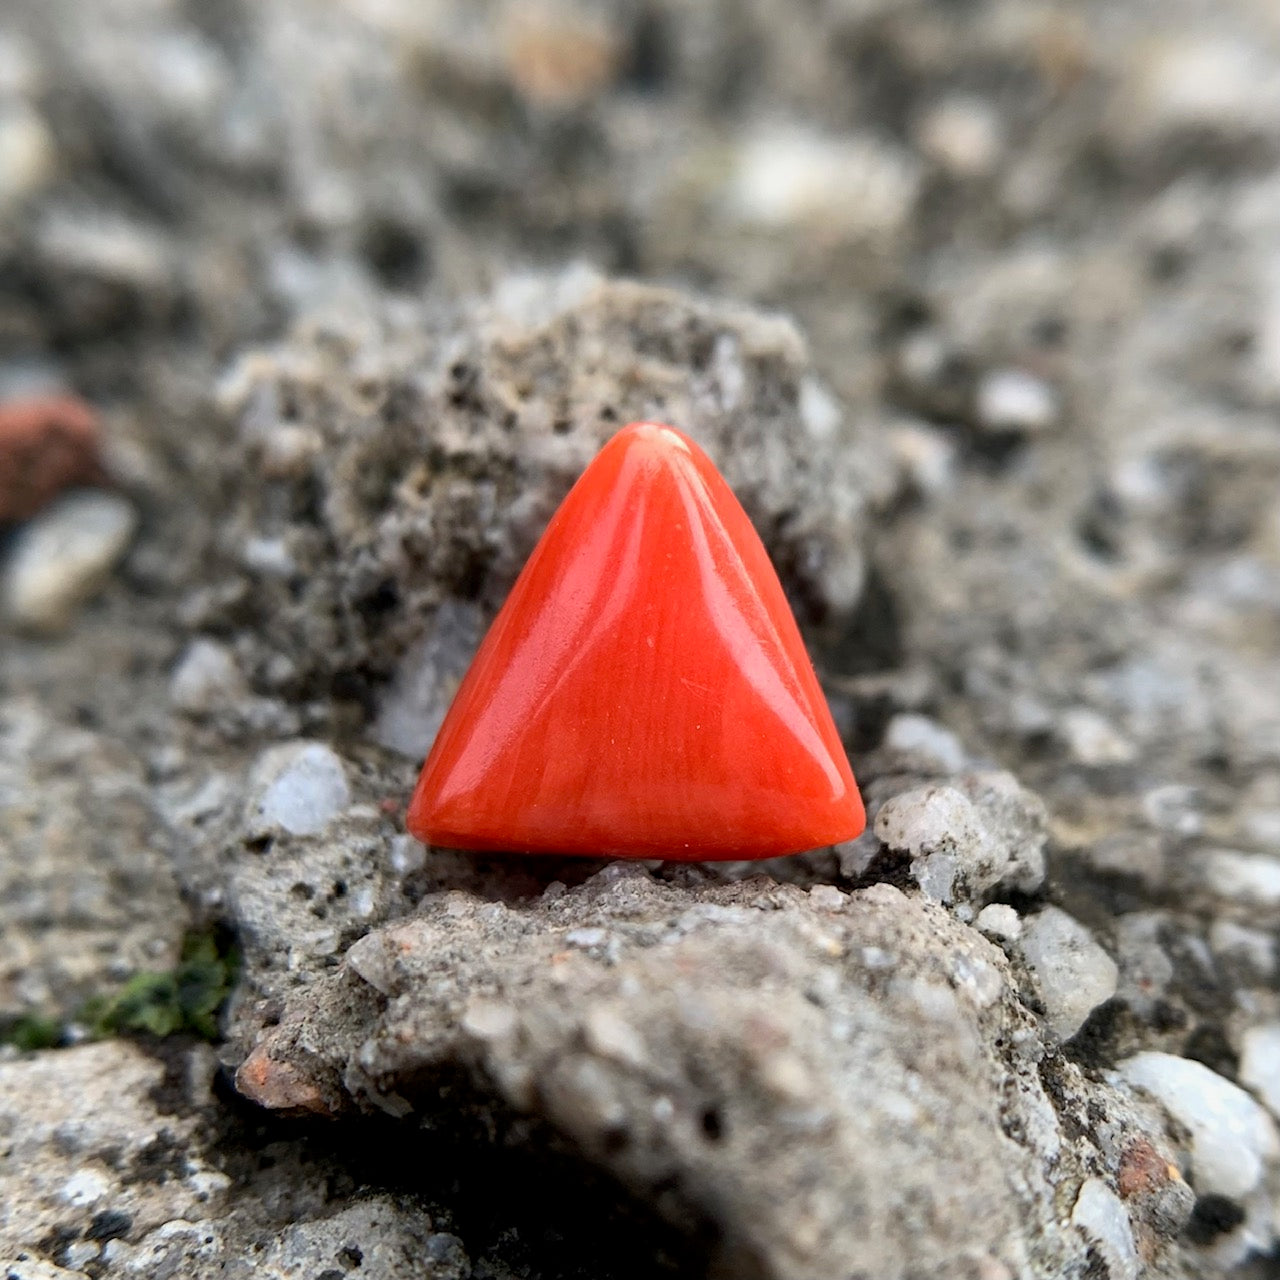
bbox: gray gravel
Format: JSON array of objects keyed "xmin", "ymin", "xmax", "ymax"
[{"xmin": 3, "ymin": 0, "xmax": 1280, "ymax": 1276}]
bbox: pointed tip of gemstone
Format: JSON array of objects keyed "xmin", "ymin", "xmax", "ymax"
[
  {"xmin": 406, "ymin": 421, "xmax": 866, "ymax": 860},
  {"xmin": 618, "ymin": 420, "xmax": 694, "ymax": 454}
]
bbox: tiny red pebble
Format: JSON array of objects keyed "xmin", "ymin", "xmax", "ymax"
[
  {"xmin": 406, "ymin": 421, "xmax": 866, "ymax": 860},
  {"xmin": 1117, "ymin": 1137, "xmax": 1182, "ymax": 1198},
  {"xmin": 0, "ymin": 394, "xmax": 106, "ymax": 524}
]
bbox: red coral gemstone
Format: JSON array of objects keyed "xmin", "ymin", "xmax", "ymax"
[{"xmin": 406, "ymin": 422, "xmax": 865, "ymax": 859}]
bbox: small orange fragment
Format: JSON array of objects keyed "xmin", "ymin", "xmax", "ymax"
[
  {"xmin": 0, "ymin": 394, "xmax": 106, "ymax": 524},
  {"xmin": 407, "ymin": 422, "xmax": 865, "ymax": 860}
]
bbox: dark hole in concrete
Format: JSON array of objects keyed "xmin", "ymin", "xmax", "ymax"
[
  {"xmin": 700, "ymin": 1107, "xmax": 725, "ymax": 1142},
  {"xmin": 206, "ymin": 1063, "xmax": 721, "ymax": 1280},
  {"xmin": 85, "ymin": 1209, "xmax": 132, "ymax": 1242},
  {"xmin": 360, "ymin": 220, "xmax": 431, "ymax": 292},
  {"xmin": 1185, "ymin": 1194, "xmax": 1246, "ymax": 1245}
]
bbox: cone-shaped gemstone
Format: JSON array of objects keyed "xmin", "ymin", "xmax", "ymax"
[{"xmin": 406, "ymin": 422, "xmax": 865, "ymax": 859}]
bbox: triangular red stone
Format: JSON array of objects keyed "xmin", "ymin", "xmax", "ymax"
[{"xmin": 406, "ymin": 422, "xmax": 865, "ymax": 859}]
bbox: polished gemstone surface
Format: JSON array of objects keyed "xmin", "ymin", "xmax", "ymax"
[{"xmin": 407, "ymin": 422, "xmax": 865, "ymax": 859}]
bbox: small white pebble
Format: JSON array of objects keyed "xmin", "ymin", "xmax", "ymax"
[
  {"xmin": 388, "ymin": 834, "xmax": 426, "ymax": 875},
  {"xmin": 798, "ymin": 377, "xmax": 842, "ymax": 440},
  {"xmin": 975, "ymin": 368, "xmax": 1058, "ymax": 434},
  {"xmin": 759, "ymin": 1051, "xmax": 813, "ymax": 1101},
  {"xmin": 888, "ymin": 423, "xmax": 956, "ymax": 497},
  {"xmin": 912, "ymin": 852, "xmax": 957, "ymax": 904},
  {"xmin": 170, "ymin": 638, "xmax": 246, "ymax": 714},
  {"xmin": 1071, "ymin": 1179, "xmax": 1139, "ymax": 1280},
  {"xmin": 1059, "ymin": 708, "xmax": 1138, "ymax": 767},
  {"xmin": 1142, "ymin": 785, "xmax": 1202, "ymax": 836},
  {"xmin": 186, "ymin": 1168, "xmax": 232, "ymax": 1200},
  {"xmin": 584, "ymin": 1007, "xmax": 648, "ymax": 1068},
  {"xmin": 897, "ymin": 329, "xmax": 950, "ymax": 389},
  {"xmin": 3, "ymin": 491, "xmax": 137, "ymax": 632},
  {"xmin": 461, "ymin": 998, "xmax": 518, "ymax": 1042},
  {"xmin": 241, "ymin": 535, "xmax": 295, "ymax": 577},
  {"xmin": 59, "ymin": 1168, "xmax": 110, "ymax": 1206},
  {"xmin": 260, "ymin": 423, "xmax": 321, "ymax": 479},
  {"xmin": 247, "ymin": 741, "xmax": 351, "ymax": 837},
  {"xmin": 916, "ymin": 96, "xmax": 1004, "ymax": 177},
  {"xmin": 875, "ymin": 786, "xmax": 983, "ymax": 858},
  {"xmin": 725, "ymin": 123, "xmax": 920, "ymax": 239},
  {"xmin": 1020, "ymin": 907, "xmax": 1118, "ymax": 1040},
  {"xmin": 808, "ymin": 884, "xmax": 846, "ymax": 912},
  {"xmin": 975, "ymin": 903, "xmax": 1022, "ymax": 942}
]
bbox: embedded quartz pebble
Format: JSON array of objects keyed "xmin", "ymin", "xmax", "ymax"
[
  {"xmin": 247, "ymin": 742, "xmax": 351, "ymax": 838},
  {"xmin": 1019, "ymin": 907, "xmax": 1119, "ymax": 1041},
  {"xmin": 2, "ymin": 490, "xmax": 136, "ymax": 632}
]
